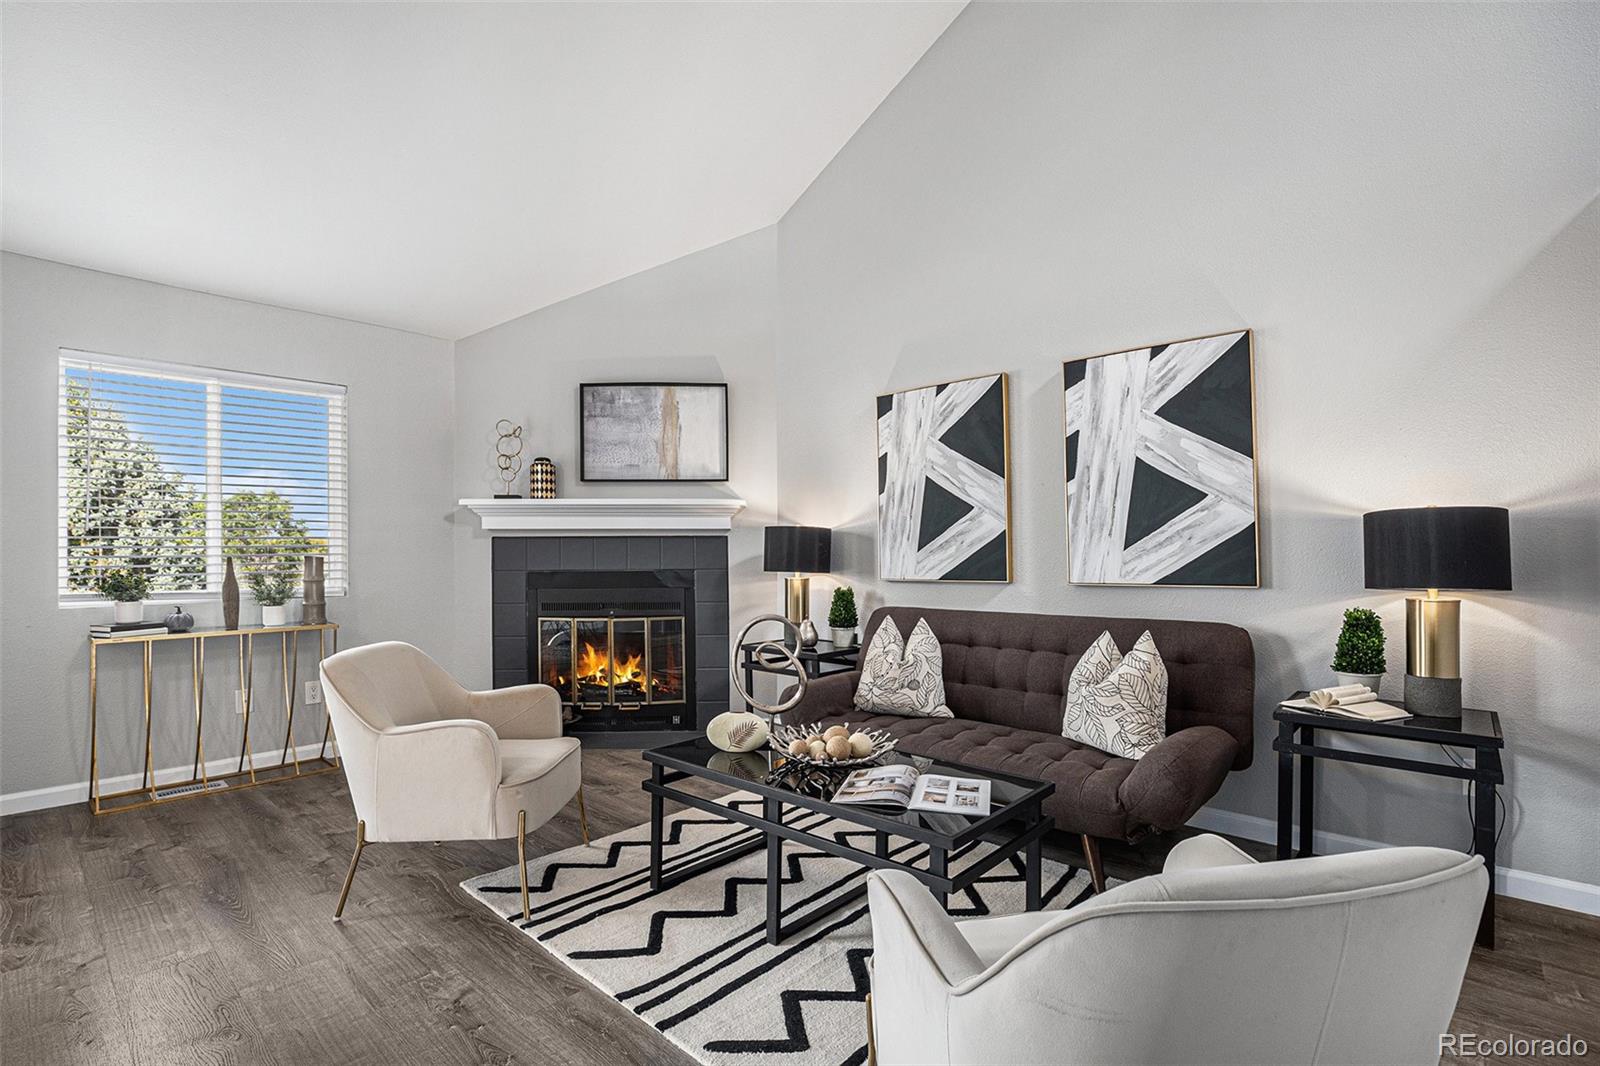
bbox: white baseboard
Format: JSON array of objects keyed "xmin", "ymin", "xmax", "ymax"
[
  {"xmin": 0, "ymin": 742, "xmax": 335, "ymax": 817},
  {"xmin": 1189, "ymin": 805, "xmax": 1600, "ymax": 917}
]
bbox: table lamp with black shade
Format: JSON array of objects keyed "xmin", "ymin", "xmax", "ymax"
[
  {"xmin": 763, "ymin": 525, "xmax": 832, "ymax": 648},
  {"xmin": 1363, "ymin": 506, "xmax": 1512, "ymax": 717}
]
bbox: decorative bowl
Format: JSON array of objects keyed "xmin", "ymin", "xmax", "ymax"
[{"xmin": 768, "ymin": 723, "xmax": 897, "ymax": 768}]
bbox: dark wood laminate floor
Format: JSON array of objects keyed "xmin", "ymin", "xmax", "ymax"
[{"xmin": 3, "ymin": 748, "xmax": 1596, "ymax": 1066}]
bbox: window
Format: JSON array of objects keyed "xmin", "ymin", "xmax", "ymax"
[{"xmin": 58, "ymin": 350, "xmax": 347, "ymax": 603}]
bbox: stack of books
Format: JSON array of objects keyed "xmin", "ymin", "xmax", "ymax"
[{"xmin": 89, "ymin": 620, "xmax": 171, "ymax": 639}]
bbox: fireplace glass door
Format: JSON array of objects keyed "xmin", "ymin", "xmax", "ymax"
[{"xmin": 538, "ymin": 616, "xmax": 687, "ymax": 713}]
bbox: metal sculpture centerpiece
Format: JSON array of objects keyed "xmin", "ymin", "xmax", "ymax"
[
  {"xmin": 729, "ymin": 614, "xmax": 809, "ymax": 719},
  {"xmin": 729, "ymin": 614, "xmax": 898, "ymax": 797}
]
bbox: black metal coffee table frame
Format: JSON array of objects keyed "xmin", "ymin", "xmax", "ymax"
[{"xmin": 643, "ymin": 738, "xmax": 1055, "ymax": 945}]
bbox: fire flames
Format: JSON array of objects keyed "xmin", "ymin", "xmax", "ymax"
[{"xmin": 575, "ymin": 641, "xmax": 644, "ymax": 688}]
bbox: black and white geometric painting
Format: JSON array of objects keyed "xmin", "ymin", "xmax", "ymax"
[
  {"xmin": 877, "ymin": 373, "xmax": 1011, "ymax": 582},
  {"xmin": 1063, "ymin": 331, "xmax": 1258, "ymax": 587}
]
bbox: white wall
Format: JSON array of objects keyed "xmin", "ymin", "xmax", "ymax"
[
  {"xmin": 775, "ymin": 2, "xmax": 1600, "ymax": 889},
  {"xmin": 450, "ymin": 228, "xmax": 779, "ymax": 687},
  {"xmin": 0, "ymin": 253, "xmax": 456, "ymax": 805}
]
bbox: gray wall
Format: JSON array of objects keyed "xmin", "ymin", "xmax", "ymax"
[
  {"xmin": 775, "ymin": 3, "xmax": 1600, "ymax": 887},
  {"xmin": 450, "ymin": 227, "xmax": 780, "ymax": 690},
  {"xmin": 0, "ymin": 253, "xmax": 456, "ymax": 802}
]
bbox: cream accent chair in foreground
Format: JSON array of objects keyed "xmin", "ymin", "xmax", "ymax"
[
  {"xmin": 867, "ymin": 835, "xmax": 1487, "ymax": 1066},
  {"xmin": 320, "ymin": 641, "xmax": 587, "ymax": 922}
]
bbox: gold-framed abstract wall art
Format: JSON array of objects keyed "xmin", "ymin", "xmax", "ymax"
[
  {"xmin": 1062, "ymin": 330, "xmax": 1259, "ymax": 587},
  {"xmin": 877, "ymin": 372, "xmax": 1012, "ymax": 582}
]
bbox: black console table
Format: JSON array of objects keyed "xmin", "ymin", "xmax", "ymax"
[
  {"xmin": 1273, "ymin": 699, "xmax": 1504, "ymax": 948},
  {"xmin": 737, "ymin": 638, "xmax": 859, "ymax": 713}
]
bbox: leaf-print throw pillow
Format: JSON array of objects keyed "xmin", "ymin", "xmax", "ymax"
[
  {"xmin": 853, "ymin": 617, "xmax": 952, "ymax": 719},
  {"xmin": 1062, "ymin": 629, "xmax": 1168, "ymax": 759}
]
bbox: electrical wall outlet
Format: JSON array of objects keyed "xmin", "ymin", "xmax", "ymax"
[
  {"xmin": 304, "ymin": 680, "xmax": 323, "ymax": 706},
  {"xmin": 234, "ymin": 689, "xmax": 247, "ymax": 715}
]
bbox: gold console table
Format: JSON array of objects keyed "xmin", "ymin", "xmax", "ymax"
[{"xmin": 88, "ymin": 622, "xmax": 340, "ymax": 815}]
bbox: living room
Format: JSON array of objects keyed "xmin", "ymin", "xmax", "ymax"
[{"xmin": 3, "ymin": 3, "xmax": 1597, "ymax": 1064}]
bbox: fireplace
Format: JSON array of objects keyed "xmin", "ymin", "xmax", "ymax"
[
  {"xmin": 531, "ymin": 569, "xmax": 693, "ymax": 729},
  {"xmin": 491, "ymin": 536, "xmax": 730, "ymax": 737}
]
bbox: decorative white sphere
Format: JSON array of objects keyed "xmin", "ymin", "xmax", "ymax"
[{"xmin": 706, "ymin": 711, "xmax": 770, "ymax": 753}]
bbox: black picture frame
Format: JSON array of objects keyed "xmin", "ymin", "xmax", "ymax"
[{"xmin": 579, "ymin": 382, "xmax": 730, "ymax": 483}]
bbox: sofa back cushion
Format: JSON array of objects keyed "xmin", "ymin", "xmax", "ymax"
[{"xmin": 861, "ymin": 606, "xmax": 1255, "ymax": 769}]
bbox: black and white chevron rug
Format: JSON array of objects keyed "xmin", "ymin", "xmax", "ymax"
[{"xmin": 460, "ymin": 794, "xmax": 1114, "ymax": 1066}]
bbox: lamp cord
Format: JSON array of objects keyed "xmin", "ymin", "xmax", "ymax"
[{"xmin": 1439, "ymin": 744, "xmax": 1506, "ymax": 854}]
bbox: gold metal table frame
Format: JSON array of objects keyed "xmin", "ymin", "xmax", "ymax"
[{"xmin": 88, "ymin": 622, "xmax": 341, "ymax": 815}]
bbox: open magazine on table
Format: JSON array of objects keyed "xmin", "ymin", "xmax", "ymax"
[
  {"xmin": 1279, "ymin": 684, "xmax": 1411, "ymax": 722},
  {"xmin": 830, "ymin": 764, "xmax": 992, "ymax": 817}
]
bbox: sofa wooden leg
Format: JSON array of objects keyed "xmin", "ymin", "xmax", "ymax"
[{"xmin": 1081, "ymin": 833, "xmax": 1106, "ymax": 893}]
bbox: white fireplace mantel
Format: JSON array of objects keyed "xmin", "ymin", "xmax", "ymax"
[{"xmin": 458, "ymin": 497, "xmax": 747, "ymax": 534}]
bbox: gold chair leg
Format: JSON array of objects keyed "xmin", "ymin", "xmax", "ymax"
[
  {"xmin": 517, "ymin": 809, "xmax": 531, "ymax": 922},
  {"xmin": 333, "ymin": 819, "xmax": 366, "ymax": 920},
  {"xmin": 576, "ymin": 784, "xmax": 590, "ymax": 846},
  {"xmin": 865, "ymin": 990, "xmax": 877, "ymax": 1066}
]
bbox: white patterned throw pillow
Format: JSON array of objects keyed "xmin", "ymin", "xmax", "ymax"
[
  {"xmin": 1062, "ymin": 629, "xmax": 1168, "ymax": 759},
  {"xmin": 853, "ymin": 617, "xmax": 952, "ymax": 718}
]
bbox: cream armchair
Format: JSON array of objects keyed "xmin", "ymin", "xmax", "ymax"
[
  {"xmin": 867, "ymin": 835, "xmax": 1487, "ymax": 1066},
  {"xmin": 320, "ymin": 641, "xmax": 587, "ymax": 922}
]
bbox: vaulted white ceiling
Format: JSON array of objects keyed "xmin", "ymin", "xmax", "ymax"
[{"xmin": 2, "ymin": 2, "xmax": 961, "ymax": 338}]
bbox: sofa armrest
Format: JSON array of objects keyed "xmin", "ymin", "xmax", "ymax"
[
  {"xmin": 1116, "ymin": 725, "xmax": 1239, "ymax": 833},
  {"xmin": 780, "ymin": 670, "xmax": 860, "ymax": 727},
  {"xmin": 1163, "ymin": 833, "xmax": 1259, "ymax": 874}
]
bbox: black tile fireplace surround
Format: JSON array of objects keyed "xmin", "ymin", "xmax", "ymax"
[{"xmin": 491, "ymin": 536, "xmax": 730, "ymax": 738}]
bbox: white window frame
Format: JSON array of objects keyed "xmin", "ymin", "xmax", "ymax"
[{"xmin": 57, "ymin": 348, "xmax": 349, "ymax": 605}]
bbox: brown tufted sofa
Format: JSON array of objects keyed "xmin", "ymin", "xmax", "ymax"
[{"xmin": 785, "ymin": 606, "xmax": 1254, "ymax": 886}]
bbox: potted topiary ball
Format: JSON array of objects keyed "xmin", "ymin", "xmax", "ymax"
[
  {"xmin": 97, "ymin": 568, "xmax": 151, "ymax": 624},
  {"xmin": 1332, "ymin": 607, "xmax": 1386, "ymax": 692},
  {"xmin": 828, "ymin": 585, "xmax": 859, "ymax": 647}
]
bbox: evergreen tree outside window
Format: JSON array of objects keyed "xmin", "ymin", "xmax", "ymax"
[{"xmin": 58, "ymin": 350, "xmax": 347, "ymax": 603}]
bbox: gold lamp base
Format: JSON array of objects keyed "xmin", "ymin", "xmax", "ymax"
[
  {"xmin": 782, "ymin": 575, "xmax": 818, "ymax": 648},
  {"xmin": 784, "ymin": 575, "xmax": 810, "ymax": 626},
  {"xmin": 1405, "ymin": 592, "xmax": 1463, "ymax": 717}
]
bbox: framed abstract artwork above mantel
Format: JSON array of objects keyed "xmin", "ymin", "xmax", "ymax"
[
  {"xmin": 1062, "ymin": 330, "xmax": 1259, "ymax": 588},
  {"xmin": 877, "ymin": 372, "xmax": 1012, "ymax": 583},
  {"xmin": 579, "ymin": 382, "xmax": 729, "ymax": 482}
]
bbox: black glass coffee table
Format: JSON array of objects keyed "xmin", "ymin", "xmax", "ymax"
[{"xmin": 642, "ymin": 737, "xmax": 1055, "ymax": 945}]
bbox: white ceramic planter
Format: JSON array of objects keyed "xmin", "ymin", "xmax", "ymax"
[
  {"xmin": 113, "ymin": 600, "xmax": 143, "ymax": 624},
  {"xmin": 261, "ymin": 604, "xmax": 289, "ymax": 627},
  {"xmin": 831, "ymin": 627, "xmax": 857, "ymax": 648},
  {"xmin": 1334, "ymin": 672, "xmax": 1384, "ymax": 694}
]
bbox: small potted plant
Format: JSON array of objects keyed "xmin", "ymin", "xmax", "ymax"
[
  {"xmin": 828, "ymin": 585, "xmax": 859, "ymax": 647},
  {"xmin": 247, "ymin": 569, "xmax": 298, "ymax": 628},
  {"xmin": 1332, "ymin": 607, "xmax": 1386, "ymax": 692},
  {"xmin": 97, "ymin": 568, "xmax": 151, "ymax": 624}
]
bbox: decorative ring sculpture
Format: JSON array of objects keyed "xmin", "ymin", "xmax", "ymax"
[
  {"xmin": 730, "ymin": 614, "xmax": 808, "ymax": 716},
  {"xmin": 494, "ymin": 419, "xmax": 524, "ymax": 497}
]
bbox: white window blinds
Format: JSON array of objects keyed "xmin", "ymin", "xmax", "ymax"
[{"xmin": 58, "ymin": 350, "xmax": 348, "ymax": 602}]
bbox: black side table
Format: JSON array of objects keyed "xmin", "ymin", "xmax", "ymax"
[
  {"xmin": 1273, "ymin": 698, "xmax": 1504, "ymax": 948},
  {"xmin": 737, "ymin": 639, "xmax": 860, "ymax": 713}
]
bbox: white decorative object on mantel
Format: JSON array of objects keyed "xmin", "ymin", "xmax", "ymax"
[{"xmin": 457, "ymin": 497, "xmax": 746, "ymax": 534}]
